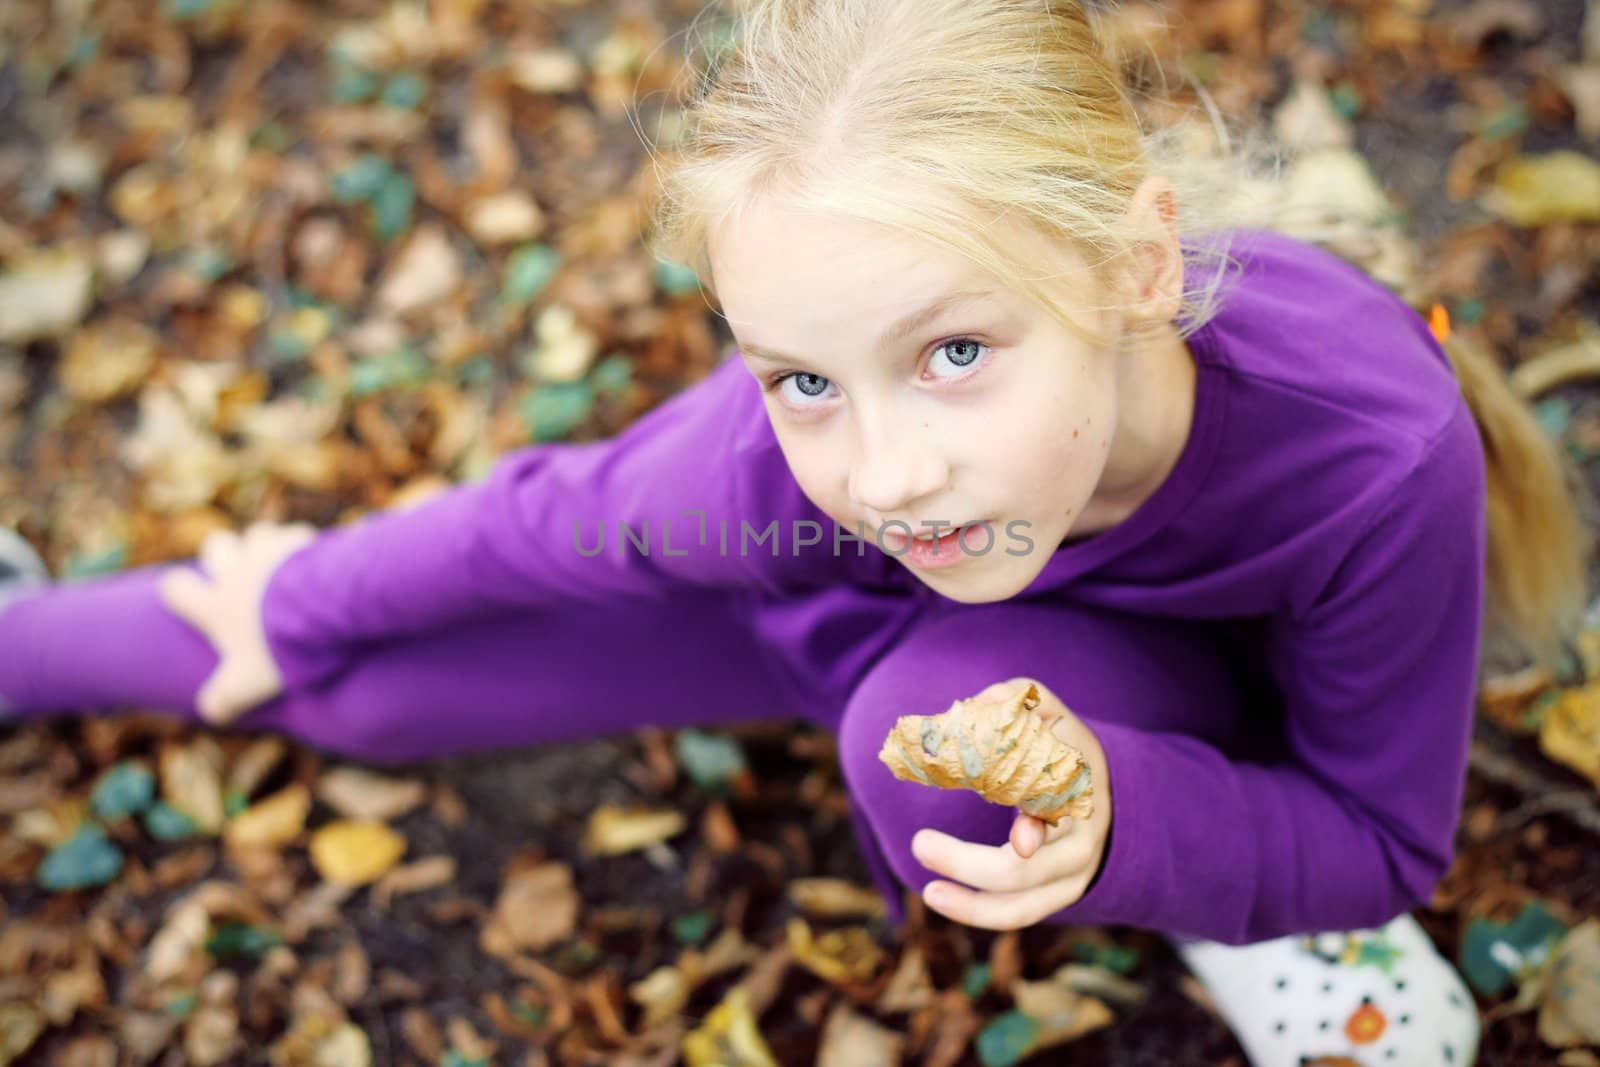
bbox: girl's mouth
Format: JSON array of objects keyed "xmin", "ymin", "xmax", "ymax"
[{"xmin": 880, "ymin": 521, "xmax": 993, "ymax": 568}]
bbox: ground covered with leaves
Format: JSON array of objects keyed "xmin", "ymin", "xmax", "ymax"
[{"xmin": 2, "ymin": 0, "xmax": 1600, "ymax": 1064}]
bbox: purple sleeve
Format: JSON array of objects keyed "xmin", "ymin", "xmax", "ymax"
[
  {"xmin": 1055, "ymin": 406, "xmax": 1486, "ymax": 944},
  {"xmin": 260, "ymin": 357, "xmax": 774, "ymax": 690}
]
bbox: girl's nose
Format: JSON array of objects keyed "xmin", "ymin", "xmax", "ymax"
[{"xmin": 848, "ymin": 413, "xmax": 949, "ymax": 516}]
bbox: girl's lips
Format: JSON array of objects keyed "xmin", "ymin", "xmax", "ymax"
[{"xmin": 879, "ymin": 520, "xmax": 992, "ymax": 553}]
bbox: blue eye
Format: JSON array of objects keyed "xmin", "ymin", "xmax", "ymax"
[
  {"xmin": 763, "ymin": 335, "xmax": 992, "ymax": 408},
  {"xmin": 929, "ymin": 337, "xmax": 989, "ymax": 377},
  {"xmin": 768, "ymin": 371, "xmax": 835, "ymax": 406}
]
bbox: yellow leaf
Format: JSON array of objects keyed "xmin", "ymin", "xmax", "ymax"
[
  {"xmin": 580, "ymin": 805, "xmax": 686, "ymax": 857},
  {"xmin": 1481, "ymin": 151, "xmax": 1600, "ymax": 226},
  {"xmin": 309, "ymin": 820, "xmax": 408, "ymax": 887},
  {"xmin": 0, "ymin": 1002, "xmax": 45, "ymax": 1064},
  {"xmin": 629, "ymin": 966, "xmax": 690, "ymax": 1030},
  {"xmin": 682, "ymin": 986, "xmax": 779, "ymax": 1067},
  {"xmin": 60, "ymin": 318, "xmax": 159, "ymax": 405},
  {"xmin": 1539, "ymin": 684, "xmax": 1600, "ymax": 790},
  {"xmin": 224, "ymin": 783, "xmax": 311, "ymax": 850},
  {"xmin": 785, "ymin": 918, "xmax": 884, "ymax": 986}
]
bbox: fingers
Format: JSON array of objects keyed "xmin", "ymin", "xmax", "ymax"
[
  {"xmin": 198, "ymin": 529, "xmax": 242, "ymax": 580},
  {"xmin": 1009, "ymin": 813, "xmax": 1047, "ymax": 858},
  {"xmin": 911, "ymin": 822, "xmax": 1083, "ymax": 895},
  {"xmin": 921, "ymin": 872, "xmax": 1086, "ymax": 931},
  {"xmin": 195, "ymin": 660, "xmax": 272, "ymax": 726},
  {"xmin": 195, "ymin": 674, "xmax": 242, "ymax": 725},
  {"xmin": 159, "ymin": 568, "xmax": 217, "ymax": 636}
]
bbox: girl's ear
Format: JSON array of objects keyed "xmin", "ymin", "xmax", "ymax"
[{"xmin": 1117, "ymin": 174, "xmax": 1184, "ymax": 327}]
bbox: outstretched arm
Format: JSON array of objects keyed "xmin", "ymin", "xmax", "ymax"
[{"xmin": 259, "ymin": 356, "xmax": 778, "ymax": 691}]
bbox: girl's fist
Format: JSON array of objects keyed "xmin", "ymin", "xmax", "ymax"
[
  {"xmin": 159, "ymin": 521, "xmax": 316, "ymax": 725},
  {"xmin": 910, "ymin": 676, "xmax": 1114, "ymax": 931}
]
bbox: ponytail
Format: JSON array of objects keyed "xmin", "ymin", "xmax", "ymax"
[{"xmin": 1429, "ymin": 305, "xmax": 1595, "ymax": 678}]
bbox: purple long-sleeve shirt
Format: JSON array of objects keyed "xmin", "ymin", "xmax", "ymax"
[{"xmin": 261, "ymin": 228, "xmax": 1486, "ymax": 943}]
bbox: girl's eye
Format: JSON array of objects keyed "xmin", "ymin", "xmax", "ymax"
[
  {"xmin": 765, "ymin": 336, "xmax": 991, "ymax": 409},
  {"xmin": 927, "ymin": 337, "xmax": 989, "ymax": 379},
  {"xmin": 770, "ymin": 371, "xmax": 836, "ymax": 407}
]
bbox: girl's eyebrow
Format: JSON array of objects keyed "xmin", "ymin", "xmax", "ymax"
[{"xmin": 737, "ymin": 288, "xmax": 999, "ymax": 366}]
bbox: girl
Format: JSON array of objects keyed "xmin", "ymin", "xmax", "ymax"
[{"xmin": 2, "ymin": 0, "xmax": 1590, "ymax": 1062}]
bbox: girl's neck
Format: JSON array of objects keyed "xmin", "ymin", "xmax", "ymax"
[{"xmin": 1066, "ymin": 320, "xmax": 1198, "ymax": 542}]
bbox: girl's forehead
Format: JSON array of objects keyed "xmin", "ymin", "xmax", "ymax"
[{"xmin": 712, "ymin": 202, "xmax": 1093, "ymax": 299}]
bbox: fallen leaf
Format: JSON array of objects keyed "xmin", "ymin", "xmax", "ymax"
[
  {"xmin": 1540, "ymin": 683, "xmax": 1600, "ymax": 789},
  {"xmin": 1481, "ymin": 151, "xmax": 1600, "ymax": 226},
  {"xmin": 1272, "ymin": 80, "xmax": 1354, "ymax": 153},
  {"xmin": 785, "ymin": 918, "xmax": 884, "ymax": 986},
  {"xmin": 315, "ymin": 767, "xmax": 428, "ymax": 821},
  {"xmin": 580, "ymin": 804, "xmax": 687, "ymax": 857},
  {"xmin": 372, "ymin": 855, "xmax": 458, "ymax": 909},
  {"xmin": 464, "ymin": 191, "xmax": 545, "ymax": 245},
  {"xmin": 0, "ymin": 1002, "xmax": 45, "ymax": 1065},
  {"xmin": 159, "ymin": 741, "xmax": 227, "ymax": 834},
  {"xmin": 36, "ymin": 823, "xmax": 124, "ymax": 892},
  {"xmin": 184, "ymin": 1003, "xmax": 239, "ymax": 1067},
  {"xmin": 90, "ymin": 760, "xmax": 156, "ymax": 820},
  {"xmin": 226, "ymin": 737, "xmax": 288, "ymax": 799},
  {"xmin": 1540, "ymin": 918, "xmax": 1600, "ymax": 1047},
  {"xmin": 309, "ymin": 820, "xmax": 408, "ymax": 887},
  {"xmin": 482, "ymin": 861, "xmax": 580, "ymax": 953},
  {"xmin": 682, "ymin": 985, "xmax": 778, "ymax": 1067},
  {"xmin": 877, "ymin": 946, "xmax": 934, "ymax": 1014},
  {"xmin": 60, "ymin": 318, "xmax": 160, "ymax": 405},
  {"xmin": 529, "ymin": 303, "xmax": 600, "ymax": 382},
  {"xmin": 1509, "ymin": 332, "xmax": 1600, "ymax": 399},
  {"xmin": 1009, "ymin": 970, "xmax": 1117, "ymax": 1052},
  {"xmin": 508, "ymin": 47, "xmax": 585, "ymax": 93},
  {"xmin": 817, "ymin": 1002, "xmax": 904, "ymax": 1067},
  {"xmin": 787, "ymin": 878, "xmax": 888, "ymax": 921},
  {"xmin": 376, "ymin": 223, "xmax": 462, "ymax": 313},
  {"xmin": 975, "ymin": 1010, "xmax": 1039, "ymax": 1067},
  {"xmin": 223, "ymin": 783, "xmax": 311, "ymax": 850},
  {"xmin": 0, "ymin": 252, "xmax": 94, "ymax": 344}
]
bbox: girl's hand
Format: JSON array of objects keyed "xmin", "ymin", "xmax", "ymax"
[
  {"xmin": 158, "ymin": 521, "xmax": 316, "ymax": 726},
  {"xmin": 909, "ymin": 677, "xmax": 1113, "ymax": 931}
]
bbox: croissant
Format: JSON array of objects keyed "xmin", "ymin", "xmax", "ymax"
[{"xmin": 877, "ymin": 682, "xmax": 1093, "ymax": 825}]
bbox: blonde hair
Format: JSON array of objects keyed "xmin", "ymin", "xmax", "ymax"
[{"xmin": 640, "ymin": 0, "xmax": 1592, "ymax": 676}]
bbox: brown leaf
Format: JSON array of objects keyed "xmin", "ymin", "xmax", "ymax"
[
  {"xmin": 372, "ymin": 855, "xmax": 458, "ymax": 910},
  {"xmin": 817, "ymin": 1001, "xmax": 904, "ymax": 1067},
  {"xmin": 876, "ymin": 946, "xmax": 934, "ymax": 1014},
  {"xmin": 879, "ymin": 681, "xmax": 1093, "ymax": 824},
  {"xmin": 1540, "ymin": 918, "xmax": 1600, "ymax": 1046},
  {"xmin": 786, "ymin": 918, "xmax": 885, "ymax": 987},
  {"xmin": 315, "ymin": 767, "xmax": 428, "ymax": 822},
  {"xmin": 787, "ymin": 878, "xmax": 887, "ymax": 922},
  {"xmin": 482, "ymin": 862, "xmax": 580, "ymax": 954}
]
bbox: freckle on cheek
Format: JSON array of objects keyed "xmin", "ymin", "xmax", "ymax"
[{"xmin": 1072, "ymin": 429, "xmax": 1078, "ymax": 438}]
